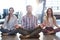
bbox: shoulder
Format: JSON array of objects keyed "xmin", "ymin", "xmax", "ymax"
[
  {"xmin": 53, "ymin": 16, "xmax": 56, "ymax": 19},
  {"xmin": 44, "ymin": 15, "xmax": 47, "ymax": 18},
  {"xmin": 22, "ymin": 15, "xmax": 26, "ymax": 18},
  {"xmin": 43, "ymin": 16, "xmax": 47, "ymax": 20},
  {"xmin": 5, "ymin": 15, "xmax": 8, "ymax": 19},
  {"xmin": 13, "ymin": 15, "xmax": 17, "ymax": 19},
  {"xmin": 32, "ymin": 15, "xmax": 37, "ymax": 19}
]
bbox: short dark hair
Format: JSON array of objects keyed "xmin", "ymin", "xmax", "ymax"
[{"xmin": 26, "ymin": 5, "xmax": 32, "ymax": 8}]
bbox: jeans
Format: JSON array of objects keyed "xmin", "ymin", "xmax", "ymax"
[
  {"xmin": 0, "ymin": 28, "xmax": 18, "ymax": 35},
  {"xmin": 17, "ymin": 25, "xmax": 42, "ymax": 37}
]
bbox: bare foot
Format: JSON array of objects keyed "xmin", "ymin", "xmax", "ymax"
[
  {"xmin": 47, "ymin": 31, "xmax": 54, "ymax": 34},
  {"xmin": 20, "ymin": 35, "xmax": 30, "ymax": 39},
  {"xmin": 25, "ymin": 35, "xmax": 30, "ymax": 38},
  {"xmin": 3, "ymin": 33, "xmax": 8, "ymax": 36}
]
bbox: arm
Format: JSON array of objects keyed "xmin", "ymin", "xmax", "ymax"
[
  {"xmin": 14, "ymin": 17, "xmax": 19, "ymax": 29},
  {"xmin": 53, "ymin": 16, "xmax": 59, "ymax": 28},
  {"xmin": 13, "ymin": 16, "xmax": 22, "ymax": 29},
  {"xmin": 35, "ymin": 16, "xmax": 44, "ymax": 28},
  {"xmin": 42, "ymin": 16, "xmax": 47, "ymax": 27},
  {"xmin": 21, "ymin": 16, "xmax": 26, "ymax": 28},
  {"xmin": 34, "ymin": 17, "xmax": 38, "ymax": 28}
]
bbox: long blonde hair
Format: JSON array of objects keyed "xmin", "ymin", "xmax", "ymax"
[{"xmin": 46, "ymin": 8, "xmax": 54, "ymax": 21}]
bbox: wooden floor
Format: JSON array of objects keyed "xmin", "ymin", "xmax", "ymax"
[{"xmin": 1, "ymin": 32, "xmax": 60, "ymax": 40}]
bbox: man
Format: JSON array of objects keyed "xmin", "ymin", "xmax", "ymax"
[{"xmin": 18, "ymin": 5, "xmax": 43, "ymax": 38}]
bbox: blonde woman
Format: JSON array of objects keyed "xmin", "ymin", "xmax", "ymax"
[{"xmin": 42, "ymin": 8, "xmax": 60, "ymax": 35}]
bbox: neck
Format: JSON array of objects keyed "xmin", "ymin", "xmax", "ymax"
[
  {"xmin": 9, "ymin": 13, "xmax": 13, "ymax": 17},
  {"xmin": 27, "ymin": 13, "xmax": 32, "ymax": 17},
  {"xmin": 48, "ymin": 15, "xmax": 51, "ymax": 17},
  {"xmin": 27, "ymin": 12, "xmax": 32, "ymax": 15}
]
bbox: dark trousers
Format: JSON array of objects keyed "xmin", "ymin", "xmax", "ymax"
[
  {"xmin": 17, "ymin": 25, "xmax": 42, "ymax": 37},
  {"xmin": 0, "ymin": 28, "xmax": 17, "ymax": 35},
  {"xmin": 42, "ymin": 27, "xmax": 60, "ymax": 35}
]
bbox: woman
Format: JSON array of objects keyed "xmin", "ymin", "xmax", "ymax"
[
  {"xmin": 43, "ymin": 8, "xmax": 60, "ymax": 35},
  {"xmin": 0, "ymin": 7, "xmax": 18, "ymax": 35}
]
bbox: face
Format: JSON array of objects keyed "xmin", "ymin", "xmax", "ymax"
[
  {"xmin": 26, "ymin": 6, "xmax": 32, "ymax": 14},
  {"xmin": 9, "ymin": 8, "xmax": 14, "ymax": 14},
  {"xmin": 47, "ymin": 9, "xmax": 52, "ymax": 16}
]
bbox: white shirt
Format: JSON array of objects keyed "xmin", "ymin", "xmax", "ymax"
[
  {"xmin": 47, "ymin": 17, "xmax": 54, "ymax": 27},
  {"xmin": 3, "ymin": 15, "xmax": 18, "ymax": 30},
  {"xmin": 43, "ymin": 16, "xmax": 56, "ymax": 27}
]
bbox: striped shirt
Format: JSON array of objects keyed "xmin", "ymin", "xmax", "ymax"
[{"xmin": 21, "ymin": 15, "xmax": 38, "ymax": 30}]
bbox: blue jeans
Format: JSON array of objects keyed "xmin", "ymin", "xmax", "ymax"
[{"xmin": 0, "ymin": 28, "xmax": 18, "ymax": 35}]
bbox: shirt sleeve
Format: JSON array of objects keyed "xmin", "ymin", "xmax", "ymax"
[
  {"xmin": 21, "ymin": 16, "xmax": 26, "ymax": 28},
  {"xmin": 35, "ymin": 17, "xmax": 38, "ymax": 25},
  {"xmin": 14, "ymin": 16, "xmax": 18, "ymax": 26},
  {"xmin": 3, "ymin": 16, "xmax": 8, "ymax": 29},
  {"xmin": 34, "ymin": 16, "xmax": 38, "ymax": 27}
]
